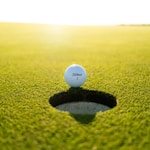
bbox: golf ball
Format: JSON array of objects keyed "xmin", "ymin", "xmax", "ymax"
[{"xmin": 64, "ymin": 64, "xmax": 87, "ymax": 87}]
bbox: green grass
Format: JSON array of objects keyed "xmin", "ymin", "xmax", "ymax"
[{"xmin": 0, "ymin": 23, "xmax": 149, "ymax": 150}]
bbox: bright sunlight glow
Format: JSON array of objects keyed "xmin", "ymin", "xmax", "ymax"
[{"xmin": 0, "ymin": 0, "xmax": 150, "ymax": 25}]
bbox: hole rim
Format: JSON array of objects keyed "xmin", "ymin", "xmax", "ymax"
[{"xmin": 49, "ymin": 88, "xmax": 117, "ymax": 110}]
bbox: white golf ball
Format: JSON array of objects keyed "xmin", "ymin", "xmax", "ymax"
[{"xmin": 64, "ymin": 64, "xmax": 87, "ymax": 87}]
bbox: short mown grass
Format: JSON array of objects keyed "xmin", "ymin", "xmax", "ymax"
[{"xmin": 0, "ymin": 23, "xmax": 149, "ymax": 150}]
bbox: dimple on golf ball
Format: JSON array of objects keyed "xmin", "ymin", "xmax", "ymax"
[{"xmin": 64, "ymin": 64, "xmax": 87, "ymax": 87}]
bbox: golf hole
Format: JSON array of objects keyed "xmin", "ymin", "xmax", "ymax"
[{"xmin": 49, "ymin": 88, "xmax": 117, "ymax": 114}]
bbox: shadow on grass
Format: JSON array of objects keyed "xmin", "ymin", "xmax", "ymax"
[
  {"xmin": 70, "ymin": 114, "xmax": 96, "ymax": 124},
  {"xmin": 49, "ymin": 88, "xmax": 117, "ymax": 124}
]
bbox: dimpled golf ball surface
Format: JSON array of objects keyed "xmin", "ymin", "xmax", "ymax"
[{"xmin": 64, "ymin": 64, "xmax": 87, "ymax": 87}]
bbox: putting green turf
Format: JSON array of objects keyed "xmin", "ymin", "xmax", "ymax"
[{"xmin": 0, "ymin": 23, "xmax": 149, "ymax": 150}]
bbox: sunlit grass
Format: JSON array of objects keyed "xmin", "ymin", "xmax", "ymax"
[{"xmin": 0, "ymin": 23, "xmax": 149, "ymax": 150}]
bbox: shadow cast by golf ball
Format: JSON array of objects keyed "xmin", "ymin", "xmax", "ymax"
[
  {"xmin": 70, "ymin": 114, "xmax": 96, "ymax": 124},
  {"xmin": 49, "ymin": 88, "xmax": 117, "ymax": 124}
]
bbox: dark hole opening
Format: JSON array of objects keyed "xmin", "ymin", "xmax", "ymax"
[
  {"xmin": 49, "ymin": 87, "xmax": 117, "ymax": 109},
  {"xmin": 49, "ymin": 88, "xmax": 117, "ymax": 123}
]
